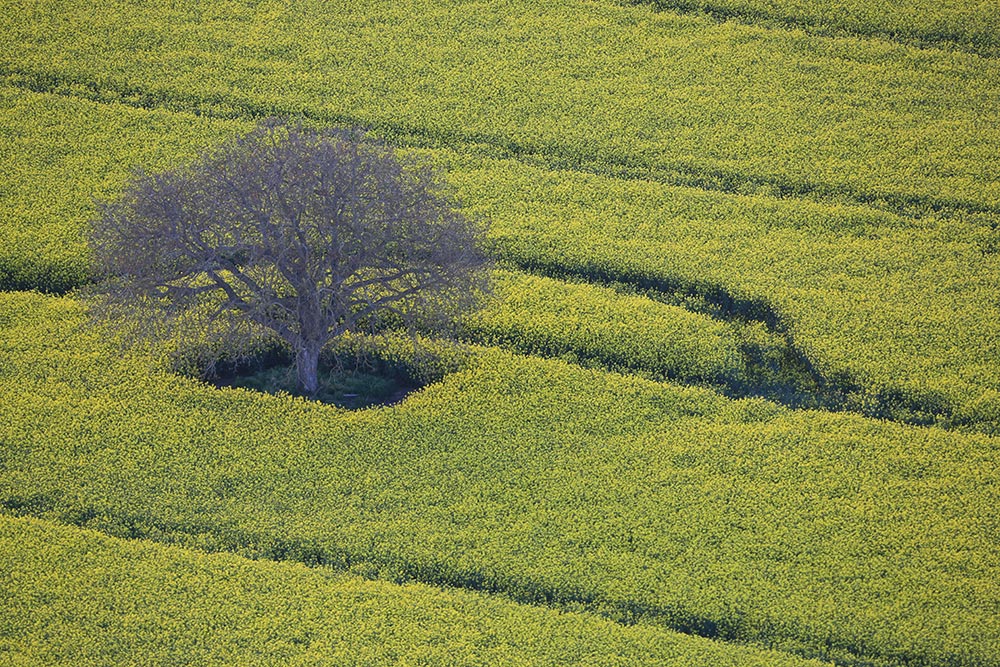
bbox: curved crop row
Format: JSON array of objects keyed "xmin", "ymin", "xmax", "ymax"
[
  {"xmin": 465, "ymin": 271, "xmax": 832, "ymax": 411},
  {"xmin": 445, "ymin": 154, "xmax": 1000, "ymax": 433},
  {"xmin": 464, "ymin": 270, "xmax": 744, "ymax": 384},
  {"xmin": 2, "ymin": 292, "xmax": 998, "ymax": 667}
]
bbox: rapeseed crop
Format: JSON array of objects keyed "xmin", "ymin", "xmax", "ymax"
[
  {"xmin": 464, "ymin": 270, "xmax": 744, "ymax": 383},
  {"xmin": 1, "ymin": 0, "xmax": 998, "ymax": 662},
  {"xmin": 0, "ymin": 86, "xmax": 247, "ymax": 292},
  {"xmin": 2, "ymin": 0, "xmax": 999, "ymax": 212},
  {"xmin": 453, "ymin": 156, "xmax": 1000, "ymax": 432},
  {"xmin": 4, "ymin": 87, "xmax": 997, "ymax": 430}
]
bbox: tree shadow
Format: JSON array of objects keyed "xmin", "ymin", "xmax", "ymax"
[{"xmin": 209, "ymin": 348, "xmax": 422, "ymax": 409}]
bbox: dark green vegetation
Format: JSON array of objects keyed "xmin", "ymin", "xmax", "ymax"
[
  {"xmin": 217, "ymin": 362, "xmax": 418, "ymax": 409},
  {"xmin": 1, "ymin": 0, "xmax": 998, "ymax": 665}
]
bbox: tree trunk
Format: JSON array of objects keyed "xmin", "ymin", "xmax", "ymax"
[{"xmin": 295, "ymin": 342, "xmax": 322, "ymax": 396}]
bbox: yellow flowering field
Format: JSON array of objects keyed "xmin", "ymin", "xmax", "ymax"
[
  {"xmin": 1, "ymin": 0, "xmax": 998, "ymax": 664},
  {"xmin": 3, "ymin": 85, "xmax": 997, "ymax": 431},
  {"xmin": 2, "ymin": 292, "xmax": 998, "ymax": 666},
  {"xmin": 464, "ymin": 270, "xmax": 745, "ymax": 384},
  {"xmin": 0, "ymin": 86, "xmax": 248, "ymax": 292},
  {"xmin": 2, "ymin": 0, "xmax": 999, "ymax": 212}
]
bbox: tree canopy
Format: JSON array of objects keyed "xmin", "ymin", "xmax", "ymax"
[{"xmin": 89, "ymin": 119, "xmax": 492, "ymax": 394}]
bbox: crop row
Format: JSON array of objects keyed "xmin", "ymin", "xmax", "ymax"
[
  {"xmin": 461, "ymin": 270, "xmax": 834, "ymax": 411},
  {"xmin": 1, "ymin": 514, "xmax": 831, "ymax": 667},
  {"xmin": 464, "ymin": 270, "xmax": 744, "ymax": 384},
  {"xmin": 2, "ymin": 0, "xmax": 999, "ymax": 215},
  {"xmin": 2, "ymin": 291, "xmax": 998, "ymax": 667},
  {"xmin": 631, "ymin": 0, "xmax": 1000, "ymax": 57}
]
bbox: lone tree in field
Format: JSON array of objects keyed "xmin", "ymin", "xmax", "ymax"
[{"xmin": 89, "ymin": 119, "xmax": 491, "ymax": 395}]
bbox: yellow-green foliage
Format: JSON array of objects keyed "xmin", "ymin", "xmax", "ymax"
[
  {"xmin": 639, "ymin": 0, "xmax": 1000, "ymax": 56},
  {"xmin": 447, "ymin": 154, "xmax": 1000, "ymax": 431},
  {"xmin": 2, "ymin": 292, "xmax": 999, "ymax": 667},
  {"xmin": 2, "ymin": 0, "xmax": 999, "ymax": 212},
  {"xmin": 467, "ymin": 271, "xmax": 744, "ymax": 382},
  {"xmin": 0, "ymin": 86, "xmax": 248, "ymax": 291},
  {"xmin": 1, "ymin": 1, "xmax": 998, "ymax": 662},
  {"xmin": 0, "ymin": 514, "xmax": 831, "ymax": 667},
  {"xmin": 2, "ymin": 0, "xmax": 998, "ymax": 428}
]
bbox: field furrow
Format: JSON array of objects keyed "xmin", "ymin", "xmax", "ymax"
[{"xmin": 465, "ymin": 270, "xmax": 838, "ymax": 411}]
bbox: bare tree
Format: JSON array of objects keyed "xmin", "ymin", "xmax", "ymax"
[{"xmin": 88, "ymin": 119, "xmax": 491, "ymax": 395}]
